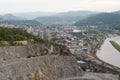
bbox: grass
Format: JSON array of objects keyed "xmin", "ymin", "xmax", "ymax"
[{"xmin": 110, "ymin": 40, "xmax": 120, "ymax": 52}]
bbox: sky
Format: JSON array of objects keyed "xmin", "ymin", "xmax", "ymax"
[{"xmin": 0, "ymin": 0, "xmax": 120, "ymax": 14}]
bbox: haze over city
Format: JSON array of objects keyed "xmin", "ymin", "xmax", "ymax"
[{"xmin": 0, "ymin": 0, "xmax": 120, "ymax": 14}]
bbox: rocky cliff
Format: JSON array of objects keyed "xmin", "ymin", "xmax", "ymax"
[
  {"xmin": 0, "ymin": 44, "xmax": 69, "ymax": 61},
  {"xmin": 0, "ymin": 55, "xmax": 82, "ymax": 80},
  {"xmin": 0, "ymin": 44, "xmax": 118, "ymax": 80},
  {"xmin": 0, "ymin": 44, "xmax": 83, "ymax": 80}
]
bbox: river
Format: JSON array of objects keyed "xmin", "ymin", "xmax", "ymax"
[{"xmin": 97, "ymin": 36, "xmax": 120, "ymax": 68}]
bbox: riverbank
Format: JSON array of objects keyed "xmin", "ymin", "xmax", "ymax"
[
  {"xmin": 110, "ymin": 40, "xmax": 120, "ymax": 52},
  {"xmin": 97, "ymin": 37, "xmax": 120, "ymax": 68},
  {"xmin": 80, "ymin": 52, "xmax": 120, "ymax": 73}
]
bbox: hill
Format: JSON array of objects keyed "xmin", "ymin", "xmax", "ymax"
[
  {"xmin": 75, "ymin": 13, "xmax": 120, "ymax": 26},
  {"xmin": 35, "ymin": 16, "xmax": 78, "ymax": 24},
  {"xmin": 14, "ymin": 11, "xmax": 98, "ymax": 20},
  {"xmin": 0, "ymin": 27, "xmax": 48, "ymax": 46},
  {"xmin": 57, "ymin": 11, "xmax": 99, "ymax": 17},
  {"xmin": 0, "ymin": 20, "xmax": 41, "ymax": 26},
  {"xmin": 34, "ymin": 11, "xmax": 99, "ymax": 24},
  {"xmin": 113, "ymin": 10, "xmax": 120, "ymax": 14},
  {"xmin": 14, "ymin": 11, "xmax": 57, "ymax": 19},
  {"xmin": 0, "ymin": 14, "xmax": 22, "ymax": 20}
]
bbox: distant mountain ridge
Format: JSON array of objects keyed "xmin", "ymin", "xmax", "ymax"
[
  {"xmin": 1, "ymin": 10, "xmax": 120, "ymax": 25},
  {"xmin": 13, "ymin": 11, "xmax": 99, "ymax": 20},
  {"xmin": 0, "ymin": 10, "xmax": 101, "ymax": 24},
  {"xmin": 0, "ymin": 14, "xmax": 22, "ymax": 20},
  {"xmin": 113, "ymin": 10, "xmax": 120, "ymax": 14},
  {"xmin": 75, "ymin": 12, "xmax": 120, "ymax": 26},
  {"xmin": 14, "ymin": 11, "xmax": 57, "ymax": 20},
  {"xmin": 0, "ymin": 20, "xmax": 41, "ymax": 26},
  {"xmin": 34, "ymin": 11, "xmax": 99, "ymax": 24},
  {"xmin": 56, "ymin": 11, "xmax": 99, "ymax": 17}
]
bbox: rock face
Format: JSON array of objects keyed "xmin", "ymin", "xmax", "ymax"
[
  {"xmin": 0, "ymin": 44, "xmax": 82, "ymax": 80},
  {"xmin": 0, "ymin": 44, "xmax": 118, "ymax": 80},
  {"xmin": 0, "ymin": 44, "xmax": 59, "ymax": 61},
  {"xmin": 0, "ymin": 55, "xmax": 82, "ymax": 80}
]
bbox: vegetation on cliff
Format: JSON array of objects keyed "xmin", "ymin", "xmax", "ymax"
[
  {"xmin": 0, "ymin": 26, "xmax": 46, "ymax": 42},
  {"xmin": 0, "ymin": 27, "xmax": 51, "ymax": 46},
  {"xmin": 0, "ymin": 27, "xmax": 31, "ymax": 41},
  {"xmin": 0, "ymin": 26, "xmax": 71, "ymax": 55},
  {"xmin": 110, "ymin": 40, "xmax": 120, "ymax": 52}
]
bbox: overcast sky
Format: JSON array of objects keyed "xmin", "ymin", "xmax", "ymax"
[{"xmin": 0, "ymin": 0, "xmax": 120, "ymax": 14}]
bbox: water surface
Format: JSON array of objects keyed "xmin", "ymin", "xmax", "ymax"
[{"xmin": 97, "ymin": 37, "xmax": 120, "ymax": 68}]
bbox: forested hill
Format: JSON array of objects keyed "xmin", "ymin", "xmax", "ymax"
[
  {"xmin": 0, "ymin": 20, "xmax": 41, "ymax": 26},
  {"xmin": 75, "ymin": 13, "xmax": 120, "ymax": 26},
  {"xmin": 34, "ymin": 11, "xmax": 99, "ymax": 24},
  {"xmin": 0, "ymin": 27, "xmax": 47, "ymax": 44}
]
